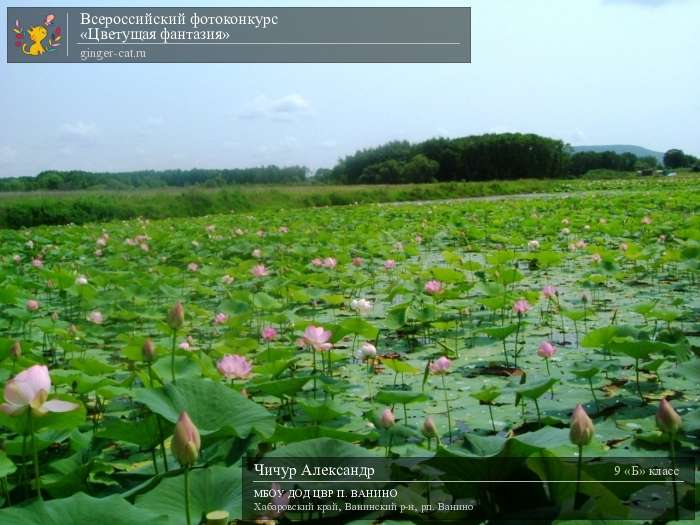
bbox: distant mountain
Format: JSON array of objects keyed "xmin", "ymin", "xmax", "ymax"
[{"xmin": 571, "ymin": 144, "xmax": 664, "ymax": 162}]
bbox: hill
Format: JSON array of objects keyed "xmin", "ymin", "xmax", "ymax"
[{"xmin": 571, "ymin": 145, "xmax": 664, "ymax": 162}]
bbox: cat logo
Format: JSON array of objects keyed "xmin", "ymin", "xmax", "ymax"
[{"xmin": 12, "ymin": 13, "xmax": 62, "ymax": 57}]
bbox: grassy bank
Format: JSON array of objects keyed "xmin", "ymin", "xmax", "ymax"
[{"xmin": 0, "ymin": 174, "xmax": 697, "ymax": 229}]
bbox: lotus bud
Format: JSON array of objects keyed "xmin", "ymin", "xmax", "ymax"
[
  {"xmin": 68, "ymin": 324, "xmax": 78, "ymax": 337},
  {"xmin": 167, "ymin": 302, "xmax": 184, "ymax": 331},
  {"xmin": 656, "ymin": 398, "xmax": 682, "ymax": 435},
  {"xmin": 379, "ymin": 408, "xmax": 395, "ymax": 429},
  {"xmin": 10, "ymin": 340, "xmax": 21, "ymax": 360},
  {"xmin": 569, "ymin": 404, "xmax": 595, "ymax": 446},
  {"xmin": 422, "ymin": 416, "xmax": 437, "ymax": 437},
  {"xmin": 171, "ymin": 411, "xmax": 200, "ymax": 467},
  {"xmin": 142, "ymin": 338, "xmax": 155, "ymax": 362}
]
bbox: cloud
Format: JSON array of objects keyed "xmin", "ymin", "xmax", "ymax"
[
  {"xmin": 59, "ymin": 121, "xmax": 98, "ymax": 140},
  {"xmin": 320, "ymin": 139, "xmax": 338, "ymax": 150},
  {"xmin": 603, "ymin": 0, "xmax": 687, "ymax": 6},
  {"xmin": 237, "ymin": 94, "xmax": 313, "ymax": 121}
]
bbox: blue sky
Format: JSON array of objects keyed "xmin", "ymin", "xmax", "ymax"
[{"xmin": 1, "ymin": 0, "xmax": 698, "ymax": 177}]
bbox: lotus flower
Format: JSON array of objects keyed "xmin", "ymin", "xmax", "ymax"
[
  {"xmin": 513, "ymin": 299, "xmax": 531, "ymax": 315},
  {"xmin": 261, "ymin": 326, "xmax": 278, "ymax": 342},
  {"xmin": 26, "ymin": 299, "xmax": 40, "ymax": 312},
  {"xmin": 217, "ymin": 354, "xmax": 252, "ymax": 379},
  {"xmin": 213, "ymin": 312, "xmax": 229, "ymax": 326},
  {"xmin": 1, "ymin": 365, "xmax": 78, "ymax": 416},
  {"xmin": 569, "ymin": 404, "xmax": 595, "ymax": 446},
  {"xmin": 542, "ymin": 285, "xmax": 557, "ymax": 299},
  {"xmin": 424, "ymin": 280, "xmax": 444, "ymax": 295},
  {"xmin": 356, "ymin": 342, "xmax": 377, "ymax": 361},
  {"xmin": 221, "ymin": 274, "xmax": 234, "ymax": 285},
  {"xmin": 422, "ymin": 416, "xmax": 437, "ymax": 437},
  {"xmin": 322, "ymin": 257, "xmax": 337, "ymax": 269},
  {"xmin": 351, "ymin": 257, "xmax": 364, "ymax": 266},
  {"xmin": 311, "ymin": 258, "xmax": 323, "ymax": 267},
  {"xmin": 537, "ymin": 341, "xmax": 557, "ymax": 359},
  {"xmin": 168, "ymin": 302, "xmax": 185, "ymax": 330},
  {"xmin": 252, "ymin": 249, "xmax": 262, "ymax": 258},
  {"xmin": 251, "ymin": 264, "xmax": 269, "ymax": 277},
  {"xmin": 142, "ymin": 338, "xmax": 156, "ymax": 362},
  {"xmin": 379, "ymin": 408, "xmax": 395, "ymax": 428},
  {"xmin": 171, "ymin": 411, "xmax": 200, "ymax": 467},
  {"xmin": 430, "ymin": 356, "xmax": 451, "ymax": 374},
  {"xmin": 384, "ymin": 259, "xmax": 396, "ymax": 270},
  {"xmin": 75, "ymin": 275, "xmax": 88, "ymax": 286},
  {"xmin": 656, "ymin": 398, "xmax": 682, "ymax": 435},
  {"xmin": 87, "ymin": 310, "xmax": 104, "ymax": 324},
  {"xmin": 351, "ymin": 298, "xmax": 372, "ymax": 315},
  {"xmin": 303, "ymin": 325, "xmax": 332, "ymax": 351}
]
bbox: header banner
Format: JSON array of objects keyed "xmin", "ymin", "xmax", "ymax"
[{"xmin": 7, "ymin": 7, "xmax": 471, "ymax": 63}]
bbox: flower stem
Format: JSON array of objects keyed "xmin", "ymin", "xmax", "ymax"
[
  {"xmin": 670, "ymin": 433, "xmax": 679, "ymax": 521},
  {"xmin": 184, "ymin": 466, "xmax": 192, "ymax": 525},
  {"xmin": 170, "ymin": 330, "xmax": 177, "ymax": 384},
  {"xmin": 588, "ymin": 377, "xmax": 600, "ymax": 414},
  {"xmin": 28, "ymin": 412, "xmax": 42, "ymax": 500},
  {"xmin": 442, "ymin": 375, "xmax": 452, "ymax": 443},
  {"xmin": 574, "ymin": 443, "xmax": 583, "ymax": 509}
]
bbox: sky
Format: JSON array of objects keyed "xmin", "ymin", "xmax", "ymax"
[{"xmin": 1, "ymin": 0, "xmax": 698, "ymax": 177}]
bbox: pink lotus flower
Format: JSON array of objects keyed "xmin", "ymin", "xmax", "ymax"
[
  {"xmin": 1, "ymin": 365, "xmax": 78, "ymax": 416},
  {"xmin": 171, "ymin": 411, "xmax": 200, "ymax": 467},
  {"xmin": 32, "ymin": 258, "xmax": 43, "ymax": 269},
  {"xmin": 641, "ymin": 215, "xmax": 652, "ymax": 225},
  {"xmin": 351, "ymin": 257, "xmax": 364, "ymax": 266},
  {"xmin": 75, "ymin": 275, "xmax": 88, "ymax": 286},
  {"xmin": 213, "ymin": 312, "xmax": 229, "ymax": 326},
  {"xmin": 542, "ymin": 285, "xmax": 557, "ymax": 299},
  {"xmin": 221, "ymin": 274, "xmax": 234, "ymax": 285},
  {"xmin": 393, "ymin": 241, "xmax": 404, "ymax": 252},
  {"xmin": 26, "ymin": 299, "xmax": 40, "ymax": 312},
  {"xmin": 619, "ymin": 242, "xmax": 629, "ymax": 252},
  {"xmin": 12, "ymin": 255, "xmax": 21, "ymax": 264},
  {"xmin": 379, "ymin": 407, "xmax": 395, "ymax": 428},
  {"xmin": 187, "ymin": 262, "xmax": 199, "ymax": 272},
  {"xmin": 303, "ymin": 325, "xmax": 332, "ymax": 351},
  {"xmin": 422, "ymin": 416, "xmax": 437, "ymax": 437},
  {"xmin": 311, "ymin": 258, "xmax": 323, "ymax": 267},
  {"xmin": 278, "ymin": 226, "xmax": 289, "ymax": 234},
  {"xmin": 424, "ymin": 279, "xmax": 444, "ymax": 295},
  {"xmin": 178, "ymin": 340, "xmax": 192, "ymax": 351},
  {"xmin": 252, "ymin": 249, "xmax": 262, "ymax": 258},
  {"xmin": 430, "ymin": 356, "xmax": 451, "ymax": 374},
  {"xmin": 217, "ymin": 354, "xmax": 252, "ymax": 379},
  {"xmin": 656, "ymin": 398, "xmax": 682, "ymax": 434},
  {"xmin": 527, "ymin": 239, "xmax": 540, "ymax": 250},
  {"xmin": 257, "ymin": 229, "xmax": 265, "ymax": 238},
  {"xmin": 537, "ymin": 341, "xmax": 557, "ymax": 359},
  {"xmin": 261, "ymin": 326, "xmax": 278, "ymax": 342},
  {"xmin": 513, "ymin": 299, "xmax": 531, "ymax": 315},
  {"xmin": 322, "ymin": 257, "xmax": 337, "ymax": 269},
  {"xmin": 87, "ymin": 310, "xmax": 104, "ymax": 324},
  {"xmin": 591, "ymin": 253, "xmax": 602, "ymax": 264},
  {"xmin": 384, "ymin": 259, "xmax": 396, "ymax": 270},
  {"xmin": 569, "ymin": 404, "xmax": 595, "ymax": 446},
  {"xmin": 415, "ymin": 235, "xmax": 423, "ymax": 244},
  {"xmin": 251, "ymin": 264, "xmax": 269, "ymax": 278}
]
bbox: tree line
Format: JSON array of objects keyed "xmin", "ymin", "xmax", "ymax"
[
  {"xmin": 0, "ymin": 134, "xmax": 696, "ymax": 191},
  {"xmin": 0, "ymin": 166, "xmax": 308, "ymax": 192}
]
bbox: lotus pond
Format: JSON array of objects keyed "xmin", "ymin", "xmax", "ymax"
[{"xmin": 0, "ymin": 183, "xmax": 698, "ymax": 524}]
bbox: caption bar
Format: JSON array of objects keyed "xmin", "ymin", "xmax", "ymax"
[
  {"xmin": 242, "ymin": 456, "xmax": 696, "ymax": 522},
  {"xmin": 6, "ymin": 7, "xmax": 471, "ymax": 63}
]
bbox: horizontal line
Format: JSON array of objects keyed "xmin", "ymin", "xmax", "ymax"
[
  {"xmin": 74, "ymin": 42, "xmax": 462, "ymax": 46},
  {"xmin": 252, "ymin": 480, "xmax": 686, "ymax": 484}
]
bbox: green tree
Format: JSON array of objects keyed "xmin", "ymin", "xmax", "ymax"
[{"xmin": 663, "ymin": 149, "xmax": 686, "ymax": 169}]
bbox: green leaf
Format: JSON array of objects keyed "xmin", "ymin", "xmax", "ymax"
[
  {"xmin": 136, "ymin": 465, "xmax": 241, "ymax": 524},
  {"xmin": 0, "ymin": 492, "xmax": 168, "ymax": 525},
  {"xmin": 515, "ymin": 378, "xmax": 558, "ymax": 404},
  {"xmin": 134, "ymin": 378, "xmax": 275, "ymax": 438},
  {"xmin": 374, "ymin": 389, "xmax": 429, "ymax": 405}
]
